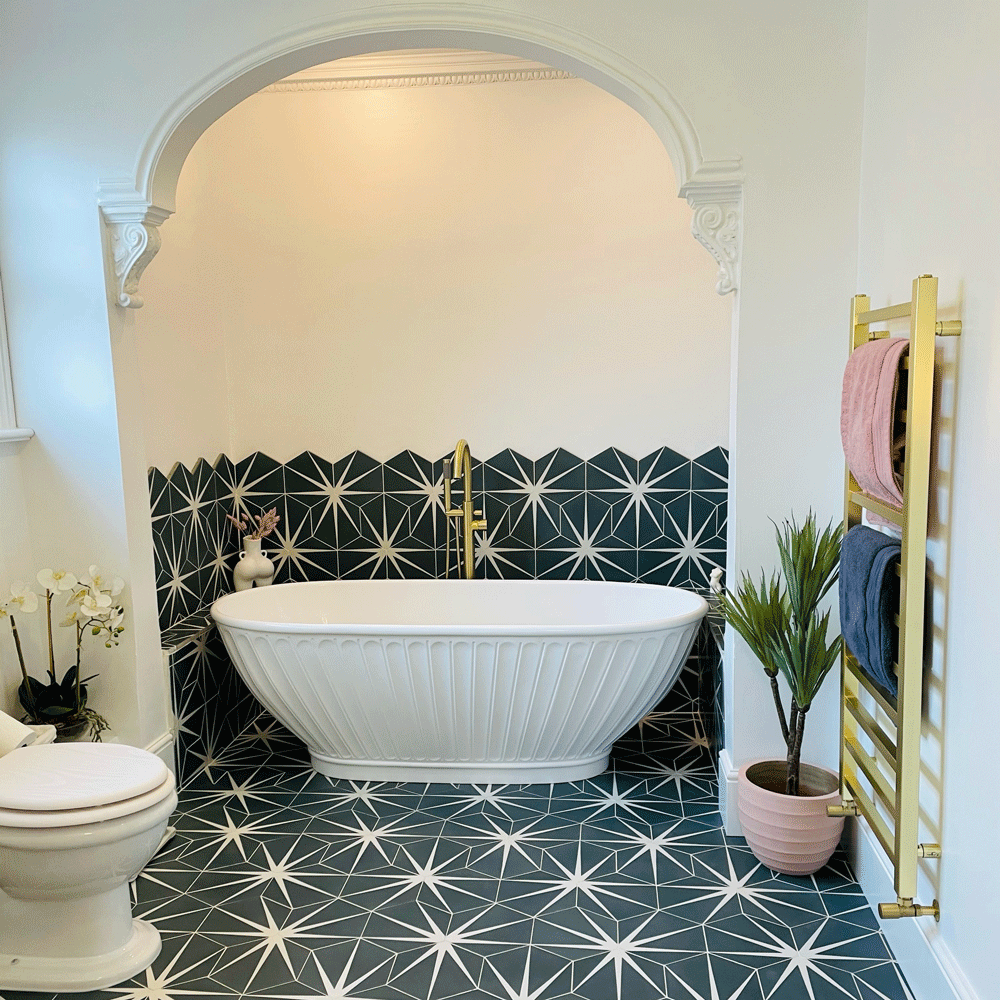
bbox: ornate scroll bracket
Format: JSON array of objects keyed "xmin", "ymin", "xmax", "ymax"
[
  {"xmin": 98, "ymin": 184, "xmax": 171, "ymax": 308},
  {"xmin": 679, "ymin": 164, "xmax": 743, "ymax": 296},
  {"xmin": 109, "ymin": 221, "xmax": 161, "ymax": 309}
]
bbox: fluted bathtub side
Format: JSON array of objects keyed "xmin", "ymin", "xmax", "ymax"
[{"xmin": 213, "ymin": 581, "xmax": 705, "ymax": 783}]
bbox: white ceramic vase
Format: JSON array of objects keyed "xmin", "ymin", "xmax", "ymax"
[{"xmin": 233, "ymin": 537, "xmax": 274, "ymax": 592}]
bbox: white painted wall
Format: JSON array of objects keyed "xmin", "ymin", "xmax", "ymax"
[
  {"xmin": 0, "ymin": 276, "xmax": 39, "ymax": 706},
  {"xmin": 0, "ymin": 449, "xmax": 39, "ymax": 705},
  {"xmin": 0, "ymin": 0, "xmax": 865, "ymax": 850},
  {"xmin": 855, "ymin": 3, "xmax": 998, "ymax": 996},
  {"xmin": 137, "ymin": 75, "xmax": 731, "ymax": 470}
]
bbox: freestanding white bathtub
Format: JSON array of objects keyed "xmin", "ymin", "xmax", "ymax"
[{"xmin": 211, "ymin": 580, "xmax": 706, "ymax": 783}]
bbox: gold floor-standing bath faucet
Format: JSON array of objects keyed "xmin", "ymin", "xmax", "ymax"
[{"xmin": 443, "ymin": 439, "xmax": 487, "ymax": 579}]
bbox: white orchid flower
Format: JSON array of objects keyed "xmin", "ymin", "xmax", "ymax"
[
  {"xmin": 81, "ymin": 590, "xmax": 113, "ymax": 620},
  {"xmin": 80, "ymin": 566, "xmax": 124, "ymax": 597},
  {"xmin": 2, "ymin": 582, "xmax": 39, "ymax": 616},
  {"xmin": 60, "ymin": 608, "xmax": 81, "ymax": 627},
  {"xmin": 37, "ymin": 568, "xmax": 78, "ymax": 593}
]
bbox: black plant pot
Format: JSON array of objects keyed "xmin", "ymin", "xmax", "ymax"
[{"xmin": 53, "ymin": 715, "xmax": 91, "ymax": 742}]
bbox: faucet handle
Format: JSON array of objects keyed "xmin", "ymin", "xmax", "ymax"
[
  {"xmin": 471, "ymin": 518, "xmax": 488, "ymax": 531},
  {"xmin": 443, "ymin": 459, "xmax": 452, "ymax": 511}
]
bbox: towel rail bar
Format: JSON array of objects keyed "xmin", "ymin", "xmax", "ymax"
[
  {"xmin": 834, "ymin": 276, "xmax": 958, "ymax": 923},
  {"xmin": 845, "ymin": 694, "xmax": 897, "ymax": 767},
  {"xmin": 848, "ymin": 491, "xmax": 905, "ymax": 527},
  {"xmin": 845, "ymin": 735, "xmax": 897, "ymax": 817},
  {"xmin": 845, "ymin": 713, "xmax": 897, "ymax": 776},
  {"xmin": 845, "ymin": 770, "xmax": 895, "ymax": 858},
  {"xmin": 857, "ymin": 302, "xmax": 912, "ymax": 324},
  {"xmin": 846, "ymin": 653, "xmax": 899, "ymax": 725}
]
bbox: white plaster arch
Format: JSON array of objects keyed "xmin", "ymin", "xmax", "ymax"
[{"xmin": 97, "ymin": 4, "xmax": 743, "ymax": 306}]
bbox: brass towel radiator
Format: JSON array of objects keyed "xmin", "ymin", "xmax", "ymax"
[{"xmin": 827, "ymin": 275, "xmax": 960, "ymax": 921}]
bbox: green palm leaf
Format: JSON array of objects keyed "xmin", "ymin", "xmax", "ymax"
[{"xmin": 717, "ymin": 572, "xmax": 789, "ymax": 678}]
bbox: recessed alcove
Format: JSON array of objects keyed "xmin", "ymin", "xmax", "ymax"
[
  {"xmin": 136, "ymin": 49, "xmax": 733, "ymax": 470},
  {"xmin": 132, "ymin": 49, "xmax": 734, "ymax": 780}
]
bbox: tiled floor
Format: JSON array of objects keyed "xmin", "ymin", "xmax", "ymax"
[{"xmin": 5, "ymin": 713, "xmax": 912, "ymax": 1000}]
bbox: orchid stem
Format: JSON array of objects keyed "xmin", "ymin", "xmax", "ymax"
[
  {"xmin": 9, "ymin": 616, "xmax": 30, "ymax": 685},
  {"xmin": 45, "ymin": 590, "xmax": 56, "ymax": 682},
  {"xmin": 75, "ymin": 621, "xmax": 83, "ymax": 712},
  {"xmin": 9, "ymin": 615, "xmax": 38, "ymax": 718}
]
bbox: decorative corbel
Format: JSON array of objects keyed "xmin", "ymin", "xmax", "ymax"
[
  {"xmin": 688, "ymin": 200, "xmax": 740, "ymax": 296},
  {"xmin": 98, "ymin": 184, "xmax": 171, "ymax": 309},
  {"xmin": 108, "ymin": 221, "xmax": 162, "ymax": 309},
  {"xmin": 679, "ymin": 164, "xmax": 742, "ymax": 296}
]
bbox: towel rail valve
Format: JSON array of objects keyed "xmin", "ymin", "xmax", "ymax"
[
  {"xmin": 878, "ymin": 898, "xmax": 940, "ymax": 921},
  {"xmin": 827, "ymin": 802, "xmax": 859, "ymax": 817}
]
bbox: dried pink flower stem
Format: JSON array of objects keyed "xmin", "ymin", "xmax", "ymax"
[
  {"xmin": 228, "ymin": 507, "xmax": 280, "ymax": 540},
  {"xmin": 227, "ymin": 513, "xmax": 251, "ymax": 534}
]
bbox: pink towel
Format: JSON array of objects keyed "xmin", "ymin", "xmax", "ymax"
[{"xmin": 841, "ymin": 337, "xmax": 909, "ymax": 524}]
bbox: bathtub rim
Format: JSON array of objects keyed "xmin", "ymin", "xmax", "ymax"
[{"xmin": 210, "ymin": 579, "xmax": 708, "ymax": 637}]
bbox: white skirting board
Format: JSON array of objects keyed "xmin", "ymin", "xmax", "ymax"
[
  {"xmin": 849, "ymin": 818, "xmax": 979, "ymax": 1000},
  {"xmin": 145, "ymin": 732, "xmax": 176, "ymax": 775},
  {"xmin": 718, "ymin": 748, "xmax": 742, "ymax": 836}
]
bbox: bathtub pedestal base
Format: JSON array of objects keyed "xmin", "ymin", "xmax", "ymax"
[{"xmin": 309, "ymin": 751, "xmax": 610, "ymax": 785}]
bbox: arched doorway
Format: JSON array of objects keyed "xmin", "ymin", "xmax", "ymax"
[{"xmin": 99, "ymin": 8, "xmax": 742, "ymax": 310}]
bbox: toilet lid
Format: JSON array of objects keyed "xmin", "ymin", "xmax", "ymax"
[{"xmin": 0, "ymin": 742, "xmax": 169, "ymax": 811}]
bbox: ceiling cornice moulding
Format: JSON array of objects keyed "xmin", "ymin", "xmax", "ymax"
[{"xmin": 262, "ymin": 49, "xmax": 575, "ymax": 92}]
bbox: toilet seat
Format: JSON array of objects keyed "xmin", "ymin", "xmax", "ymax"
[{"xmin": 0, "ymin": 743, "xmax": 175, "ymax": 828}]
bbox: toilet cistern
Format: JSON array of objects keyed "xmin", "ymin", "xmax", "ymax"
[{"xmin": 443, "ymin": 439, "xmax": 487, "ymax": 579}]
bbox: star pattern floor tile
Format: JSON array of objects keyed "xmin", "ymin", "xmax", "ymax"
[{"xmin": 1, "ymin": 715, "xmax": 912, "ymax": 1000}]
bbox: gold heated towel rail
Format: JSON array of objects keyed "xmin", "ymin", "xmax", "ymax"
[{"xmin": 828, "ymin": 274, "xmax": 959, "ymax": 921}]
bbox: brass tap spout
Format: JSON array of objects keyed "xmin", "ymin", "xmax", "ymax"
[{"xmin": 443, "ymin": 439, "xmax": 487, "ymax": 579}]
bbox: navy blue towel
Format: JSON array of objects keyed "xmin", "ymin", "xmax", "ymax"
[{"xmin": 839, "ymin": 525, "xmax": 901, "ymax": 697}]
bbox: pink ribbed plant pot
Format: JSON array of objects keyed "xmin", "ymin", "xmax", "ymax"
[{"xmin": 738, "ymin": 760, "xmax": 845, "ymax": 876}]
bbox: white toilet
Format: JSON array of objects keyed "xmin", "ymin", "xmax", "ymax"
[{"xmin": 0, "ymin": 740, "xmax": 177, "ymax": 992}]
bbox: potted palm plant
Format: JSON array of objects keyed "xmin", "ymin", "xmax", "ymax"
[{"xmin": 717, "ymin": 512, "xmax": 845, "ymax": 875}]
